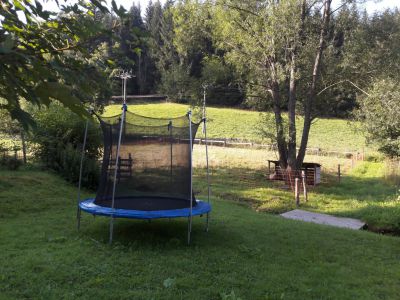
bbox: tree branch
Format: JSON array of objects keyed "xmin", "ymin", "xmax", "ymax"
[{"xmin": 317, "ymin": 79, "xmax": 370, "ymax": 96}]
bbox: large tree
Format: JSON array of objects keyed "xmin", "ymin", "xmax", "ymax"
[{"xmin": 213, "ymin": 0, "xmax": 336, "ymax": 172}]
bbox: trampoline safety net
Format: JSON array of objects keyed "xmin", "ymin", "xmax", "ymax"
[{"xmin": 94, "ymin": 110, "xmax": 201, "ymax": 211}]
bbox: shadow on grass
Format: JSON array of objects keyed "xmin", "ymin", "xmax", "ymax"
[{"xmin": 79, "ymin": 213, "xmax": 239, "ymax": 249}]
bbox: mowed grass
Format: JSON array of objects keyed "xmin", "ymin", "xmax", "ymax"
[
  {"xmin": 105, "ymin": 102, "xmax": 368, "ymax": 152},
  {"xmin": 1, "ymin": 168, "xmax": 400, "ymax": 299}
]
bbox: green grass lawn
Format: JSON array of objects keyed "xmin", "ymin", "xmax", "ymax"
[
  {"xmin": 105, "ymin": 102, "xmax": 369, "ymax": 152},
  {"xmin": 1, "ymin": 168, "xmax": 400, "ymax": 299}
]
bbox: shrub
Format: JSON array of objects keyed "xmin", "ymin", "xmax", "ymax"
[
  {"xmin": 29, "ymin": 104, "xmax": 102, "ymax": 189},
  {"xmin": 0, "ymin": 143, "xmax": 22, "ymax": 170},
  {"xmin": 355, "ymin": 78, "xmax": 400, "ymax": 158}
]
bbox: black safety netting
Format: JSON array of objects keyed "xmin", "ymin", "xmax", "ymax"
[{"xmin": 94, "ymin": 110, "xmax": 201, "ymax": 211}]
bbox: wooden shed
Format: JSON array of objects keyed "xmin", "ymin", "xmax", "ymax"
[{"xmin": 267, "ymin": 160, "xmax": 321, "ymax": 186}]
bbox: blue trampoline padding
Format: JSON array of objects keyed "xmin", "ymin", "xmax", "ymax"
[{"xmin": 79, "ymin": 198, "xmax": 211, "ymax": 219}]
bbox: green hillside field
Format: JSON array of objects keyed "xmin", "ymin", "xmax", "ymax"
[{"xmin": 105, "ymin": 103, "xmax": 369, "ymax": 153}]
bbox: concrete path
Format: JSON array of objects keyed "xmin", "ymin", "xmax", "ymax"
[{"xmin": 280, "ymin": 209, "xmax": 365, "ymax": 230}]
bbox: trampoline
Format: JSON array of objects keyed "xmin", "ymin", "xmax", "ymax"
[{"xmin": 76, "ymin": 72, "xmax": 212, "ymax": 244}]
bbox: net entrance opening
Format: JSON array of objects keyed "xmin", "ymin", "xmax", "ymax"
[{"xmin": 94, "ymin": 111, "xmax": 200, "ymax": 211}]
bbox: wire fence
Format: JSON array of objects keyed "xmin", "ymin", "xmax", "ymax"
[{"xmin": 194, "ymin": 137, "xmax": 365, "ymax": 160}]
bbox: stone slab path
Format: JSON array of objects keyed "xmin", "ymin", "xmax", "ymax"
[{"xmin": 280, "ymin": 209, "xmax": 365, "ymax": 230}]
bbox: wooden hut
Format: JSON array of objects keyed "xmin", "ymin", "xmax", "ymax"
[{"xmin": 267, "ymin": 160, "xmax": 321, "ymax": 186}]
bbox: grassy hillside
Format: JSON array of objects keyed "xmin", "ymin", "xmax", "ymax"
[
  {"xmin": 1, "ymin": 169, "xmax": 400, "ymax": 299},
  {"xmin": 105, "ymin": 103, "xmax": 368, "ymax": 152}
]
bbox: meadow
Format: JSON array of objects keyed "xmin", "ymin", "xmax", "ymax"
[{"xmin": 105, "ymin": 103, "xmax": 369, "ymax": 153}]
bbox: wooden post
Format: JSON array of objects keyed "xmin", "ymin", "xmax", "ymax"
[
  {"xmin": 301, "ymin": 171, "xmax": 308, "ymax": 202},
  {"xmin": 313, "ymin": 166, "xmax": 317, "ymax": 187},
  {"xmin": 338, "ymin": 164, "xmax": 341, "ymax": 183},
  {"xmin": 21, "ymin": 130, "xmax": 27, "ymax": 164},
  {"xmin": 295, "ymin": 177, "xmax": 300, "ymax": 206},
  {"xmin": 128, "ymin": 153, "xmax": 132, "ymax": 178},
  {"xmin": 351, "ymin": 154, "xmax": 354, "ymax": 169}
]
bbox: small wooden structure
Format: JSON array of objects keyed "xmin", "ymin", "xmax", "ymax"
[{"xmin": 267, "ymin": 160, "xmax": 321, "ymax": 186}]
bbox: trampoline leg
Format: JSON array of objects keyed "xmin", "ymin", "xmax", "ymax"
[
  {"xmin": 187, "ymin": 216, "xmax": 192, "ymax": 245},
  {"xmin": 109, "ymin": 217, "xmax": 114, "ymax": 244},
  {"xmin": 205, "ymin": 213, "xmax": 210, "ymax": 232},
  {"xmin": 77, "ymin": 207, "xmax": 81, "ymax": 230}
]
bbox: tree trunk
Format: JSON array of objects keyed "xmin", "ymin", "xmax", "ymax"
[
  {"xmin": 296, "ymin": 0, "xmax": 332, "ymax": 169},
  {"xmin": 287, "ymin": 0, "xmax": 306, "ymax": 174},
  {"xmin": 287, "ymin": 48, "xmax": 297, "ymax": 172},
  {"xmin": 271, "ymin": 81, "xmax": 288, "ymax": 168}
]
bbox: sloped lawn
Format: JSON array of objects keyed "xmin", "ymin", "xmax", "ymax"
[{"xmin": 1, "ymin": 169, "xmax": 400, "ymax": 299}]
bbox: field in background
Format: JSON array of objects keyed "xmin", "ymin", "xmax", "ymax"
[{"xmin": 105, "ymin": 103, "xmax": 370, "ymax": 153}]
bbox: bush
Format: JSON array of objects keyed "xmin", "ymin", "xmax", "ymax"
[
  {"xmin": 355, "ymin": 78, "xmax": 400, "ymax": 158},
  {"xmin": 0, "ymin": 143, "xmax": 22, "ymax": 170},
  {"xmin": 29, "ymin": 104, "xmax": 102, "ymax": 189},
  {"xmin": 0, "ymin": 155, "xmax": 22, "ymax": 170}
]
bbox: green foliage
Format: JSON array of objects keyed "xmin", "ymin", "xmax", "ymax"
[
  {"xmin": 156, "ymin": 0, "xmax": 245, "ymax": 106},
  {"xmin": 0, "ymin": 0, "xmax": 114, "ymax": 127},
  {"xmin": 0, "ymin": 154, "xmax": 22, "ymax": 171},
  {"xmin": 356, "ymin": 78, "xmax": 400, "ymax": 158},
  {"xmin": 159, "ymin": 63, "xmax": 200, "ymax": 102},
  {"xmin": 29, "ymin": 104, "xmax": 102, "ymax": 188},
  {"xmin": 202, "ymin": 56, "xmax": 244, "ymax": 106},
  {"xmin": 0, "ymin": 142, "xmax": 22, "ymax": 170}
]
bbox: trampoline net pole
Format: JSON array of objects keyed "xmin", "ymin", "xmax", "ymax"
[
  {"xmin": 169, "ymin": 121, "xmax": 173, "ymax": 179},
  {"xmin": 109, "ymin": 105, "xmax": 126, "ymax": 244},
  {"xmin": 188, "ymin": 111, "xmax": 193, "ymax": 245},
  {"xmin": 77, "ymin": 119, "xmax": 89, "ymax": 227},
  {"xmin": 203, "ymin": 85, "xmax": 211, "ymax": 232}
]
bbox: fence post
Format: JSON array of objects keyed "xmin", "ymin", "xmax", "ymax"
[
  {"xmin": 301, "ymin": 171, "xmax": 308, "ymax": 202},
  {"xmin": 21, "ymin": 130, "xmax": 27, "ymax": 164},
  {"xmin": 338, "ymin": 164, "xmax": 341, "ymax": 183},
  {"xmin": 295, "ymin": 177, "xmax": 300, "ymax": 207}
]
